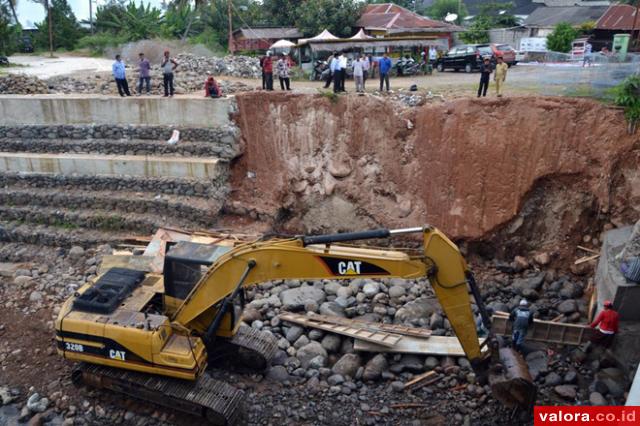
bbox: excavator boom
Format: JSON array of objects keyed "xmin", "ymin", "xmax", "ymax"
[
  {"xmin": 56, "ymin": 225, "xmax": 534, "ymax": 424},
  {"xmin": 172, "ymin": 226, "xmax": 484, "ymax": 362}
]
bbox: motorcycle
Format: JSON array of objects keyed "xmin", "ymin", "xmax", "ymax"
[{"xmin": 311, "ymin": 60, "xmax": 329, "ymax": 81}]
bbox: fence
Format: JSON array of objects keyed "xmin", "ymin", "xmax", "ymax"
[{"xmin": 511, "ymin": 52, "xmax": 640, "ymax": 97}]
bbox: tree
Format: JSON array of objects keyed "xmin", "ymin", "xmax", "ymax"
[
  {"xmin": 96, "ymin": 1, "xmax": 163, "ymax": 41},
  {"xmin": 459, "ymin": 15, "xmax": 490, "ymax": 43},
  {"xmin": 94, "ymin": 0, "xmax": 128, "ymax": 34},
  {"xmin": 261, "ymin": 0, "xmax": 301, "ymax": 26},
  {"xmin": 34, "ymin": 0, "xmax": 82, "ymax": 50},
  {"xmin": 424, "ymin": 0, "xmax": 467, "ymax": 23},
  {"xmin": 546, "ymin": 22, "xmax": 578, "ymax": 53},
  {"xmin": 368, "ymin": 0, "xmax": 416, "ymax": 10},
  {"xmin": 0, "ymin": 1, "xmax": 21, "ymax": 55},
  {"xmin": 162, "ymin": 1, "xmax": 202, "ymax": 40},
  {"xmin": 4, "ymin": 0, "xmax": 18, "ymax": 24},
  {"xmin": 295, "ymin": 0, "xmax": 364, "ymax": 37}
]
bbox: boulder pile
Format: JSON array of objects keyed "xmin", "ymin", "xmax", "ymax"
[
  {"xmin": 0, "ymin": 75, "xmax": 49, "ymax": 94},
  {"xmin": 175, "ymin": 53, "xmax": 261, "ymax": 79}
]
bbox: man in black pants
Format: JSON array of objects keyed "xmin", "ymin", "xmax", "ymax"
[
  {"xmin": 161, "ymin": 50, "xmax": 178, "ymax": 97},
  {"xmin": 477, "ymin": 57, "xmax": 492, "ymax": 98},
  {"xmin": 112, "ymin": 54, "xmax": 131, "ymax": 97},
  {"xmin": 324, "ymin": 53, "xmax": 337, "ymax": 89}
]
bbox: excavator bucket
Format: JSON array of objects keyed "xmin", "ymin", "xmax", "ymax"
[{"xmin": 488, "ymin": 348, "xmax": 537, "ymax": 410}]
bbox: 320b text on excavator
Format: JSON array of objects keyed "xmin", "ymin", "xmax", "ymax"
[{"xmin": 54, "ymin": 225, "xmax": 535, "ymax": 424}]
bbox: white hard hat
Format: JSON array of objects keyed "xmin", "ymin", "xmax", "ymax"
[{"xmin": 520, "ymin": 299, "xmax": 528, "ymax": 306}]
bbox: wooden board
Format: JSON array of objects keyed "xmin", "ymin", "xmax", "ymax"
[
  {"xmin": 304, "ymin": 312, "xmax": 432, "ymax": 339},
  {"xmin": 353, "ymin": 336, "xmax": 486, "ymax": 356},
  {"xmin": 279, "ymin": 312, "xmax": 402, "ymax": 347},
  {"xmin": 491, "ymin": 313, "xmax": 592, "ymax": 346}
]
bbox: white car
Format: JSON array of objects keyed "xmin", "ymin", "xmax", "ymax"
[{"xmin": 515, "ymin": 51, "xmax": 526, "ymax": 63}]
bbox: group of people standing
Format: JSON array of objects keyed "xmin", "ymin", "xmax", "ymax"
[
  {"xmin": 477, "ymin": 55, "xmax": 508, "ymax": 98},
  {"xmin": 322, "ymin": 52, "xmax": 394, "ymax": 94},
  {"xmin": 259, "ymin": 51, "xmax": 292, "ymax": 91},
  {"xmin": 112, "ymin": 51, "xmax": 178, "ymax": 97}
]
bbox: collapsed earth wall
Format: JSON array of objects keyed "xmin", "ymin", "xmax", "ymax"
[{"xmin": 231, "ymin": 93, "xmax": 640, "ymax": 255}]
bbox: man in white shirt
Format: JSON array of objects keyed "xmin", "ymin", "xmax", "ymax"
[
  {"xmin": 353, "ymin": 55, "xmax": 365, "ymax": 93},
  {"xmin": 362, "ymin": 55, "xmax": 370, "ymax": 90},
  {"xmin": 338, "ymin": 53, "xmax": 348, "ymax": 92}
]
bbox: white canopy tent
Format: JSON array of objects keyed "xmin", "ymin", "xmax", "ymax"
[
  {"xmin": 270, "ymin": 39, "xmax": 296, "ymax": 49},
  {"xmin": 298, "ymin": 29, "xmax": 341, "ymax": 45},
  {"xmin": 348, "ymin": 29, "xmax": 373, "ymax": 40}
]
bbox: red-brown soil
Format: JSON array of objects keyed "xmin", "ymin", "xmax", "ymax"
[{"xmin": 230, "ymin": 93, "xmax": 639, "ymax": 257}]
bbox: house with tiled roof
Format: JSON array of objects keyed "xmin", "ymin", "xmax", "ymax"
[{"xmin": 355, "ymin": 3, "xmax": 461, "ymax": 47}]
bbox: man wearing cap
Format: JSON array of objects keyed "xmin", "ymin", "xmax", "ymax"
[
  {"xmin": 590, "ymin": 301, "xmax": 619, "ymax": 348},
  {"xmin": 509, "ymin": 299, "xmax": 534, "ymax": 352}
]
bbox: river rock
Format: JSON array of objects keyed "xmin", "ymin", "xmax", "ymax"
[
  {"xmin": 394, "ymin": 297, "xmax": 440, "ymax": 324},
  {"xmin": 362, "ymin": 354, "xmax": 388, "ymax": 381},
  {"xmin": 297, "ymin": 342, "xmax": 328, "ymax": 369},
  {"xmin": 331, "ymin": 354, "xmax": 362, "ymax": 378},
  {"xmin": 280, "ymin": 286, "xmax": 326, "ymax": 310}
]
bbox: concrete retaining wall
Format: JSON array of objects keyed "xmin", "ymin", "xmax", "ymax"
[
  {"xmin": 0, "ymin": 152, "xmax": 221, "ymax": 179},
  {"xmin": 0, "ymin": 96, "xmax": 234, "ymax": 127},
  {"xmin": 595, "ymin": 226, "xmax": 640, "ymax": 321}
]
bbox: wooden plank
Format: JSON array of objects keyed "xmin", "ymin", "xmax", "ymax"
[
  {"xmin": 574, "ymin": 253, "xmax": 600, "ymax": 265},
  {"xmin": 403, "ymin": 371, "xmax": 438, "ymax": 391},
  {"xmin": 305, "ymin": 313, "xmax": 432, "ymax": 339},
  {"xmin": 280, "ymin": 313, "xmax": 402, "ymax": 347},
  {"xmin": 577, "ymin": 245, "xmax": 599, "ymax": 254},
  {"xmin": 354, "ymin": 336, "xmax": 486, "ymax": 356},
  {"xmin": 491, "ymin": 314, "xmax": 592, "ymax": 346}
]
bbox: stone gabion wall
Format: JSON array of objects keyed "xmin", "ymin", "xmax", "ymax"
[
  {"xmin": 0, "ymin": 189, "xmax": 220, "ymax": 225},
  {"xmin": 0, "ymin": 124, "xmax": 240, "ymax": 154},
  {"xmin": 0, "ymin": 172, "xmax": 228, "ymax": 199},
  {"xmin": 0, "ymin": 138, "xmax": 237, "ymax": 159}
]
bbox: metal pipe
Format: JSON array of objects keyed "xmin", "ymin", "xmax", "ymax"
[
  {"xmin": 389, "ymin": 226, "xmax": 428, "ymax": 235},
  {"xmin": 302, "ymin": 229, "xmax": 391, "ymax": 246}
]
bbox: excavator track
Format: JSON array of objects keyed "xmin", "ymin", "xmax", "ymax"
[
  {"xmin": 73, "ymin": 363, "xmax": 244, "ymax": 425},
  {"xmin": 212, "ymin": 325, "xmax": 279, "ymax": 370}
]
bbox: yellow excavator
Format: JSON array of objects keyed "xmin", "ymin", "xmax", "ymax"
[{"xmin": 55, "ymin": 226, "xmax": 534, "ymax": 424}]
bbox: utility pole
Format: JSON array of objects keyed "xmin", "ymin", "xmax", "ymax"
[
  {"xmin": 89, "ymin": 0, "xmax": 93, "ymax": 35},
  {"xmin": 47, "ymin": 0, "xmax": 53, "ymax": 57},
  {"xmin": 634, "ymin": 0, "xmax": 640, "ymax": 49},
  {"xmin": 228, "ymin": 0, "xmax": 234, "ymax": 54}
]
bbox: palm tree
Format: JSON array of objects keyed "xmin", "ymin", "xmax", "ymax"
[{"xmin": 5, "ymin": 0, "xmax": 19, "ymax": 24}]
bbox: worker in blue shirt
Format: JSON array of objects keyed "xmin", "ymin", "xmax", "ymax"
[
  {"xmin": 378, "ymin": 52, "xmax": 392, "ymax": 92},
  {"xmin": 330, "ymin": 52, "xmax": 342, "ymax": 94},
  {"xmin": 112, "ymin": 54, "xmax": 131, "ymax": 97}
]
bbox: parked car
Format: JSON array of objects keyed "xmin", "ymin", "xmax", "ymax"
[
  {"xmin": 21, "ymin": 36, "xmax": 34, "ymax": 53},
  {"xmin": 515, "ymin": 50, "xmax": 526, "ymax": 63},
  {"xmin": 489, "ymin": 43, "xmax": 517, "ymax": 66},
  {"xmin": 435, "ymin": 44, "xmax": 494, "ymax": 73}
]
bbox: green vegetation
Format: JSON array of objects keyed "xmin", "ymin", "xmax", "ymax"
[
  {"xmin": 424, "ymin": 0, "xmax": 467, "ymax": 23},
  {"xmin": 546, "ymin": 22, "xmax": 579, "ymax": 53},
  {"xmin": 613, "ymin": 74, "xmax": 640, "ymax": 134},
  {"xmin": 460, "ymin": 2, "xmax": 517, "ymax": 44},
  {"xmin": 34, "ymin": 0, "xmax": 83, "ymax": 51},
  {"xmin": 0, "ymin": 0, "xmax": 21, "ymax": 55}
]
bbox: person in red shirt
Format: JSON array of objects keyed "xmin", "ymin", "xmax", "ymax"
[
  {"xmin": 590, "ymin": 300, "xmax": 619, "ymax": 348},
  {"xmin": 204, "ymin": 76, "xmax": 221, "ymax": 98},
  {"xmin": 262, "ymin": 52, "xmax": 274, "ymax": 91}
]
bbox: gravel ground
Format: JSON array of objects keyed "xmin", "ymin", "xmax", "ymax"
[{"xmin": 0, "ymin": 238, "xmax": 632, "ymax": 426}]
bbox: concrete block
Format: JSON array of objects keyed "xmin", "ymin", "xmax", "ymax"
[
  {"xmin": 595, "ymin": 226, "xmax": 640, "ymax": 321},
  {"xmin": 0, "ymin": 152, "xmax": 221, "ymax": 180},
  {"xmin": 0, "ymin": 96, "xmax": 234, "ymax": 127}
]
